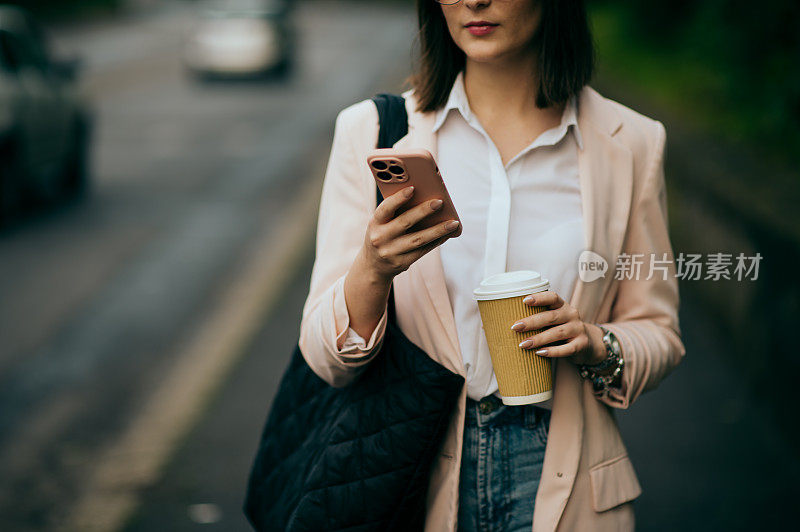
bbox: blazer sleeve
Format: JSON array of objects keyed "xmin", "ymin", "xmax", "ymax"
[
  {"xmin": 298, "ymin": 102, "xmax": 389, "ymax": 389},
  {"xmin": 596, "ymin": 122, "xmax": 686, "ymax": 409}
]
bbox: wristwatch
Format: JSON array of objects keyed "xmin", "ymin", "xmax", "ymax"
[{"xmin": 579, "ymin": 325, "xmax": 624, "ymax": 395}]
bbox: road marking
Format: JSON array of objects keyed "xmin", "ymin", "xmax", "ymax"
[{"xmin": 62, "ymin": 173, "xmax": 323, "ymax": 531}]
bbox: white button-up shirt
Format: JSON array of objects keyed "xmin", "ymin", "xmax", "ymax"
[{"xmin": 344, "ymin": 71, "xmax": 585, "ymax": 408}]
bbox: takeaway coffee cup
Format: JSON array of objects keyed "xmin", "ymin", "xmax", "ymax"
[{"xmin": 473, "ymin": 270, "xmax": 553, "ymax": 405}]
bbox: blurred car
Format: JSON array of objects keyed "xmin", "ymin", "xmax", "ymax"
[
  {"xmin": 0, "ymin": 5, "xmax": 91, "ymax": 222},
  {"xmin": 183, "ymin": 0, "xmax": 295, "ymax": 79}
]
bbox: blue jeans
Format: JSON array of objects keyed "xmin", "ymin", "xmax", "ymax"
[{"xmin": 458, "ymin": 394, "xmax": 551, "ymax": 532}]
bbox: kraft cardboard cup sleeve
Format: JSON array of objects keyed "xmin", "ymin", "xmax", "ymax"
[{"xmin": 474, "ymin": 270, "xmax": 553, "ymax": 405}]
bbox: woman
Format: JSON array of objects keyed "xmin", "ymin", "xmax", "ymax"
[{"xmin": 299, "ymin": 0, "xmax": 686, "ymax": 529}]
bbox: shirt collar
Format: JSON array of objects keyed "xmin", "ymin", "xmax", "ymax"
[
  {"xmin": 432, "ymin": 70, "xmax": 584, "ymax": 151},
  {"xmin": 432, "ymin": 70, "xmax": 473, "ymax": 133}
]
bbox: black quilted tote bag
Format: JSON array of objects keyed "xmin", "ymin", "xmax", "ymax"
[{"xmin": 243, "ymin": 94, "xmax": 465, "ymax": 532}]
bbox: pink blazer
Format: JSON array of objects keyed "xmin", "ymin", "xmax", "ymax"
[{"xmin": 299, "ymin": 86, "xmax": 686, "ymax": 531}]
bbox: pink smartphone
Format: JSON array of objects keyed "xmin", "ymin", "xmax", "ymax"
[{"xmin": 366, "ymin": 148, "xmax": 463, "ymax": 238}]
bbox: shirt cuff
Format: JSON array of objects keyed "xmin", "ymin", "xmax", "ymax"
[
  {"xmin": 341, "ymin": 326, "xmax": 368, "ymax": 351},
  {"xmin": 332, "ymin": 276, "xmax": 388, "ymax": 362}
]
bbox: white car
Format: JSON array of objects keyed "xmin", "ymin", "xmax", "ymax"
[{"xmin": 184, "ymin": 0, "xmax": 295, "ymax": 78}]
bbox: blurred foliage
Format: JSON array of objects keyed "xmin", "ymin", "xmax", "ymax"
[
  {"xmin": 2, "ymin": 0, "xmax": 124, "ymax": 21},
  {"xmin": 589, "ymin": 0, "xmax": 800, "ymax": 165}
]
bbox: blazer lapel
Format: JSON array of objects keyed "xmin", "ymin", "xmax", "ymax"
[
  {"xmin": 392, "ymin": 91, "xmax": 464, "ymax": 373},
  {"xmin": 570, "ymin": 87, "xmax": 634, "ymax": 323},
  {"xmin": 535, "ymin": 87, "xmax": 634, "ymax": 532}
]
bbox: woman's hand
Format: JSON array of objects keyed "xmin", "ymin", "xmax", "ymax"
[
  {"xmin": 510, "ymin": 290, "xmax": 607, "ymax": 366},
  {"xmin": 343, "ymin": 185, "xmax": 459, "ymax": 345},
  {"xmin": 357, "ymin": 185, "xmax": 461, "ymax": 282}
]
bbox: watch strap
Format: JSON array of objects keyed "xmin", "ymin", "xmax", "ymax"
[{"xmin": 579, "ymin": 325, "xmax": 624, "ymax": 396}]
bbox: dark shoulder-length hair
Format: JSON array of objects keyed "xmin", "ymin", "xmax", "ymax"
[{"xmin": 406, "ymin": 0, "xmax": 595, "ymax": 113}]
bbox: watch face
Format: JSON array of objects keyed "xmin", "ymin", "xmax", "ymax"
[
  {"xmin": 603, "ymin": 329, "xmax": 620, "ymax": 355},
  {"xmin": 609, "ymin": 336, "xmax": 621, "ymax": 356}
]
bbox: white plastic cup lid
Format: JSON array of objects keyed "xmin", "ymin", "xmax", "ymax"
[{"xmin": 473, "ymin": 270, "xmax": 550, "ymax": 301}]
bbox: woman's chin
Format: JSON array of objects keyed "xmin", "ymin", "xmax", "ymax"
[
  {"xmin": 463, "ymin": 48, "xmax": 504, "ymax": 64},
  {"xmin": 461, "ymin": 42, "xmax": 521, "ymax": 66}
]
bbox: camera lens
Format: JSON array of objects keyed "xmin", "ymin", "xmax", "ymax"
[
  {"xmin": 371, "ymin": 160, "xmax": 388, "ymax": 171},
  {"xmin": 389, "ymin": 165, "xmax": 404, "ymax": 175},
  {"xmin": 376, "ymin": 171, "xmax": 392, "ymax": 181}
]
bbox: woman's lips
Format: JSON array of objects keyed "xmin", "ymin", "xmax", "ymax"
[{"xmin": 465, "ymin": 22, "xmax": 498, "ymax": 36}]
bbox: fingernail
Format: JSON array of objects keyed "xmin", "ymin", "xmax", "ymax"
[
  {"xmin": 523, "ymin": 295, "xmax": 534, "ymax": 304},
  {"xmin": 535, "ymin": 349, "xmax": 548, "ymax": 356},
  {"xmin": 431, "ymin": 199, "xmax": 443, "ymax": 210},
  {"xmin": 404, "ymin": 186, "xmax": 414, "ymax": 197},
  {"xmin": 445, "ymin": 220, "xmax": 460, "ymax": 230},
  {"xmin": 510, "ymin": 321, "xmax": 525, "ymax": 331},
  {"xmin": 519, "ymin": 340, "xmax": 533, "ymax": 348}
]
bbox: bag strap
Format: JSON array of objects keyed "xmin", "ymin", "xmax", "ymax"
[
  {"xmin": 370, "ymin": 93, "xmax": 409, "ymax": 326},
  {"xmin": 372, "ymin": 93, "xmax": 409, "ymax": 157}
]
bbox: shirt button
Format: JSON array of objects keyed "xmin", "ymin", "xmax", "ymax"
[{"xmin": 479, "ymin": 398, "xmax": 494, "ymax": 414}]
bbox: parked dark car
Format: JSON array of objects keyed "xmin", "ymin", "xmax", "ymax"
[
  {"xmin": 0, "ymin": 5, "xmax": 92, "ymax": 223},
  {"xmin": 183, "ymin": 0, "xmax": 295, "ymax": 79}
]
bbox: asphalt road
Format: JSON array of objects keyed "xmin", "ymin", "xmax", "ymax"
[
  {"xmin": 125, "ymin": 237, "xmax": 318, "ymax": 532},
  {"xmin": 0, "ymin": 1, "xmax": 416, "ymax": 529},
  {"xmin": 1, "ymin": 1, "xmax": 798, "ymax": 531}
]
